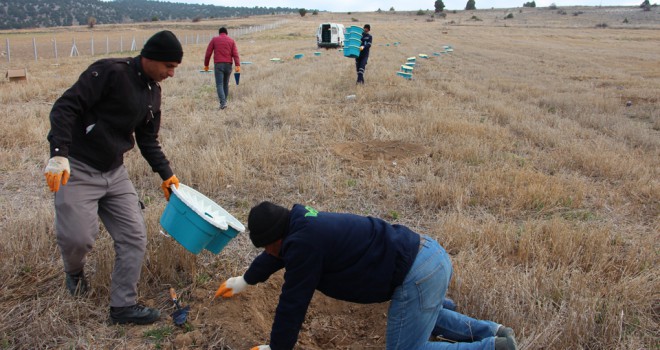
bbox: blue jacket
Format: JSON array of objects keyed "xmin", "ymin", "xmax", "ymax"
[
  {"xmin": 359, "ymin": 32, "xmax": 372, "ymax": 58},
  {"xmin": 243, "ymin": 204, "xmax": 420, "ymax": 350}
]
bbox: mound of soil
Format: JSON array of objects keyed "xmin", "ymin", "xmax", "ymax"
[{"xmin": 185, "ymin": 271, "xmax": 390, "ymax": 349}]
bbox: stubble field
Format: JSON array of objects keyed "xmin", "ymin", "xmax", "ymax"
[{"xmin": 0, "ymin": 6, "xmax": 658, "ymax": 350}]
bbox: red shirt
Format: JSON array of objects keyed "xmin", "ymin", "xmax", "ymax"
[{"xmin": 204, "ymin": 33, "xmax": 240, "ymax": 66}]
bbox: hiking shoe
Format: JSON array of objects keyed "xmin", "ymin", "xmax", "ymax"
[
  {"xmin": 65, "ymin": 271, "xmax": 88, "ymax": 297},
  {"xmin": 109, "ymin": 304, "xmax": 160, "ymax": 325},
  {"xmin": 496, "ymin": 326, "xmax": 518, "ymax": 350},
  {"xmin": 497, "ymin": 326, "xmax": 515, "ymax": 338},
  {"xmin": 220, "ymin": 104, "xmax": 227, "ymax": 110},
  {"xmin": 495, "ymin": 336, "xmax": 518, "ymax": 350}
]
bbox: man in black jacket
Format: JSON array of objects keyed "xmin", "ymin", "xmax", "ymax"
[
  {"xmin": 215, "ymin": 202, "xmax": 518, "ymax": 350},
  {"xmin": 356, "ymin": 24, "xmax": 372, "ymax": 84},
  {"xmin": 44, "ymin": 30, "xmax": 183, "ymax": 325}
]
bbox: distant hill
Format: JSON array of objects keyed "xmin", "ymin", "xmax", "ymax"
[{"xmin": 0, "ymin": 0, "xmax": 301, "ymax": 30}]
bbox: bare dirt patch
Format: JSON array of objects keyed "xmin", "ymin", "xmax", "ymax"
[
  {"xmin": 332, "ymin": 140, "xmax": 428, "ymax": 163},
  {"xmin": 180, "ymin": 272, "xmax": 390, "ymax": 349}
]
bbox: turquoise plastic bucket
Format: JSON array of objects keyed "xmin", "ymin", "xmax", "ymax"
[
  {"xmin": 294, "ymin": 53, "xmax": 304, "ymax": 59},
  {"xmin": 343, "ymin": 45, "xmax": 361, "ymax": 58},
  {"xmin": 160, "ymin": 184, "xmax": 245, "ymax": 254},
  {"xmin": 345, "ymin": 38, "xmax": 362, "ymax": 47},
  {"xmin": 401, "ymin": 65, "xmax": 413, "ymax": 73},
  {"xmin": 347, "ymin": 25, "xmax": 364, "ymax": 35},
  {"xmin": 396, "ymin": 71, "xmax": 412, "ymax": 80},
  {"xmin": 346, "ymin": 32, "xmax": 362, "ymax": 41}
]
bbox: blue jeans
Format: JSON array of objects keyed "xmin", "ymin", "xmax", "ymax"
[
  {"xmin": 386, "ymin": 236, "xmax": 500, "ymax": 349},
  {"xmin": 213, "ymin": 62, "xmax": 232, "ymax": 106}
]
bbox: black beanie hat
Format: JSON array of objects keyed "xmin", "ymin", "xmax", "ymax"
[
  {"xmin": 248, "ymin": 201, "xmax": 290, "ymax": 248},
  {"xmin": 141, "ymin": 30, "xmax": 183, "ymax": 63}
]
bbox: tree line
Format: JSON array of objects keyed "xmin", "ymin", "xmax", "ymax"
[{"xmin": 0, "ymin": 0, "xmax": 300, "ymax": 30}]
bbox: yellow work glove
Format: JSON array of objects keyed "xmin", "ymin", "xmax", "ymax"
[
  {"xmin": 204, "ymin": 66, "xmax": 209, "ymax": 71},
  {"xmin": 214, "ymin": 275, "xmax": 248, "ymax": 299},
  {"xmin": 359, "ymin": 46, "xmax": 364, "ymax": 51},
  {"xmin": 235, "ymin": 66, "xmax": 241, "ymax": 73},
  {"xmin": 161, "ymin": 175, "xmax": 179, "ymax": 201},
  {"xmin": 251, "ymin": 346, "xmax": 270, "ymax": 350},
  {"xmin": 44, "ymin": 156, "xmax": 70, "ymax": 192}
]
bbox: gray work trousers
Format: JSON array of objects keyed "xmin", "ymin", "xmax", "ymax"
[{"xmin": 54, "ymin": 158, "xmax": 147, "ymax": 307}]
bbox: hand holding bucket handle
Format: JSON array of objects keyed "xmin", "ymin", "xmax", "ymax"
[{"xmin": 161, "ymin": 175, "xmax": 180, "ymax": 201}]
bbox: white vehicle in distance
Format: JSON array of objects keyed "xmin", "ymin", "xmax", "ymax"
[{"xmin": 316, "ymin": 23, "xmax": 345, "ymax": 48}]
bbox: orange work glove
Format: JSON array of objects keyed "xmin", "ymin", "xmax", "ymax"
[
  {"xmin": 235, "ymin": 66, "xmax": 241, "ymax": 73},
  {"xmin": 204, "ymin": 66, "xmax": 209, "ymax": 71},
  {"xmin": 251, "ymin": 346, "xmax": 270, "ymax": 350},
  {"xmin": 359, "ymin": 46, "xmax": 364, "ymax": 51},
  {"xmin": 44, "ymin": 156, "xmax": 70, "ymax": 192},
  {"xmin": 161, "ymin": 175, "xmax": 179, "ymax": 201},
  {"xmin": 214, "ymin": 276, "xmax": 248, "ymax": 299}
]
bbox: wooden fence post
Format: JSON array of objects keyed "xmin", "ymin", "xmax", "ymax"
[
  {"xmin": 70, "ymin": 38, "xmax": 79, "ymax": 57},
  {"xmin": 53, "ymin": 38, "xmax": 58, "ymax": 62},
  {"xmin": 33, "ymin": 37, "xmax": 38, "ymax": 61}
]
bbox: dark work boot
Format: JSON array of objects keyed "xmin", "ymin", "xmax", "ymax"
[
  {"xmin": 495, "ymin": 326, "xmax": 518, "ymax": 350},
  {"xmin": 495, "ymin": 336, "xmax": 518, "ymax": 350},
  {"xmin": 65, "ymin": 271, "xmax": 88, "ymax": 297},
  {"xmin": 109, "ymin": 304, "xmax": 160, "ymax": 325}
]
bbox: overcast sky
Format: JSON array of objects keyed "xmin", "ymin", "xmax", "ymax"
[{"xmin": 151, "ymin": 0, "xmax": 641, "ymax": 11}]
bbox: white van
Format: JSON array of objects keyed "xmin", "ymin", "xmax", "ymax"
[{"xmin": 316, "ymin": 23, "xmax": 345, "ymax": 48}]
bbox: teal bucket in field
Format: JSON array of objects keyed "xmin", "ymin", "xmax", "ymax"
[
  {"xmin": 294, "ymin": 53, "xmax": 304, "ymax": 59},
  {"xmin": 401, "ymin": 65, "xmax": 413, "ymax": 73},
  {"xmin": 396, "ymin": 71, "xmax": 412, "ymax": 80},
  {"xmin": 343, "ymin": 45, "xmax": 361, "ymax": 58},
  {"xmin": 314, "ymin": 52, "xmax": 321, "ymax": 56},
  {"xmin": 160, "ymin": 184, "xmax": 245, "ymax": 254}
]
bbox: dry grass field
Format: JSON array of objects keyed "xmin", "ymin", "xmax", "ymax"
[{"xmin": 0, "ymin": 6, "xmax": 658, "ymax": 350}]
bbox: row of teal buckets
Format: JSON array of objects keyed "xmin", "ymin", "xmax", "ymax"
[
  {"xmin": 396, "ymin": 45, "xmax": 454, "ymax": 80},
  {"xmin": 397, "ymin": 56, "xmax": 418, "ymax": 80},
  {"xmin": 343, "ymin": 25, "xmax": 364, "ymax": 58}
]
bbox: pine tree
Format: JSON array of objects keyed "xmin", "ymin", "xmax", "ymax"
[{"xmin": 435, "ymin": 0, "xmax": 445, "ymax": 12}]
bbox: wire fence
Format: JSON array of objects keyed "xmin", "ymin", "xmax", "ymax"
[{"xmin": 1, "ymin": 20, "xmax": 286, "ymax": 66}]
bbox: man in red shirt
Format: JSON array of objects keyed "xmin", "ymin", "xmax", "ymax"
[{"xmin": 204, "ymin": 27, "xmax": 241, "ymax": 109}]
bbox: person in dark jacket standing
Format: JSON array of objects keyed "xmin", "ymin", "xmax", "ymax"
[
  {"xmin": 356, "ymin": 24, "xmax": 372, "ymax": 84},
  {"xmin": 44, "ymin": 30, "xmax": 183, "ymax": 325},
  {"xmin": 215, "ymin": 202, "xmax": 519, "ymax": 350},
  {"xmin": 204, "ymin": 27, "xmax": 241, "ymax": 109}
]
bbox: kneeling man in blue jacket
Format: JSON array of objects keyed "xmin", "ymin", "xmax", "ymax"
[{"xmin": 215, "ymin": 201, "xmax": 518, "ymax": 350}]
